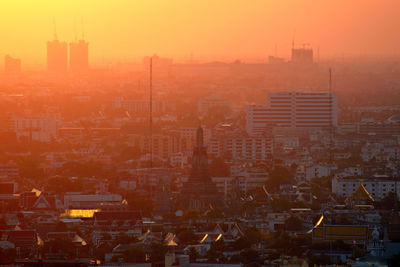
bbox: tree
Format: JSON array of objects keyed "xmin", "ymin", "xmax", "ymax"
[
  {"xmin": 163, "ymin": 212, "xmax": 176, "ymax": 220},
  {"xmin": 43, "ymin": 238, "xmax": 76, "ymax": 257},
  {"xmin": 232, "ymin": 237, "xmax": 252, "ymax": 250},
  {"xmin": 112, "ymin": 232, "xmax": 138, "ymax": 247},
  {"xmin": 375, "ymin": 192, "xmax": 400, "ymax": 210},
  {"xmin": 311, "ymin": 176, "xmax": 332, "ymax": 192},
  {"xmin": 150, "ymin": 242, "xmax": 168, "ymax": 262},
  {"xmin": 18, "ymin": 157, "xmax": 44, "ymax": 180},
  {"xmin": 270, "ymin": 197, "xmax": 291, "ymax": 211},
  {"xmin": 55, "ymin": 221, "xmax": 68, "ymax": 232},
  {"xmin": 202, "ymin": 105, "xmax": 231, "ymax": 128},
  {"xmin": 58, "ymin": 161, "xmax": 107, "ymax": 177},
  {"xmin": 189, "ymin": 246, "xmax": 199, "ymax": 261},
  {"xmin": 126, "ymin": 192, "xmax": 154, "ymax": 215},
  {"xmin": 266, "ymin": 166, "xmax": 294, "ymax": 191},
  {"xmin": 388, "ymin": 253, "xmax": 400, "ymax": 267},
  {"xmin": 284, "ymin": 216, "xmax": 304, "ymax": 231},
  {"xmin": 177, "ymin": 228, "xmax": 198, "ymax": 245},
  {"xmin": 0, "ymin": 248, "xmax": 16, "ymax": 264},
  {"xmin": 350, "ymin": 246, "xmax": 365, "ymax": 259},
  {"xmin": 207, "ymin": 208, "xmax": 224, "ymax": 219},
  {"xmin": 240, "ymin": 248, "xmax": 259, "ymax": 264},
  {"xmin": 47, "ymin": 176, "xmax": 83, "ymax": 194},
  {"xmin": 241, "ymin": 200, "xmax": 259, "ymax": 214},
  {"xmin": 118, "ymin": 146, "xmax": 142, "ymax": 161},
  {"xmin": 93, "ymin": 243, "xmax": 112, "ymax": 261},
  {"xmin": 183, "ymin": 209, "xmax": 202, "ymax": 221},
  {"xmin": 123, "ymin": 247, "xmax": 146, "ymax": 262},
  {"xmin": 244, "ymin": 227, "xmax": 262, "ymax": 244},
  {"xmin": 206, "ymin": 239, "xmax": 227, "ymax": 261}
]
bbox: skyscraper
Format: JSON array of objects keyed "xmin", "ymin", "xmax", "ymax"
[
  {"xmin": 291, "ymin": 46, "xmax": 314, "ymax": 64},
  {"xmin": 47, "ymin": 39, "xmax": 68, "ymax": 73},
  {"xmin": 69, "ymin": 39, "xmax": 89, "ymax": 73},
  {"xmin": 4, "ymin": 55, "xmax": 21, "ymax": 74}
]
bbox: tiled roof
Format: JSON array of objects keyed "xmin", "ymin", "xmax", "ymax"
[
  {"xmin": 347, "ymin": 184, "xmax": 375, "ymax": 202},
  {"xmin": 94, "ymin": 211, "xmax": 141, "ymax": 221}
]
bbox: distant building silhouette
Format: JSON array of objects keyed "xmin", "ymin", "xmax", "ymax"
[
  {"xmin": 4, "ymin": 55, "xmax": 21, "ymax": 74},
  {"xmin": 47, "ymin": 39, "xmax": 68, "ymax": 73},
  {"xmin": 291, "ymin": 45, "xmax": 313, "ymax": 64},
  {"xmin": 69, "ymin": 39, "xmax": 89, "ymax": 73},
  {"xmin": 268, "ymin": 56, "xmax": 285, "ymax": 64}
]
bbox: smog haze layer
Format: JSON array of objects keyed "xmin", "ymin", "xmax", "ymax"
[{"xmin": 1, "ymin": 0, "xmax": 400, "ymax": 69}]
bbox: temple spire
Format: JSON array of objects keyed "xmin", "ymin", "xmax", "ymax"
[{"xmin": 196, "ymin": 126, "xmax": 204, "ymax": 148}]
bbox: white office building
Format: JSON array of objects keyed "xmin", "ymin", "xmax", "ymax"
[
  {"xmin": 246, "ymin": 91, "xmax": 338, "ymax": 136},
  {"xmin": 332, "ymin": 176, "xmax": 400, "ymax": 200}
]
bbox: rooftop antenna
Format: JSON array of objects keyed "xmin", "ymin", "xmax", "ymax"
[
  {"xmin": 292, "ymin": 29, "xmax": 296, "ymax": 50},
  {"xmin": 81, "ymin": 17, "xmax": 85, "ymax": 40},
  {"xmin": 53, "ymin": 17, "xmax": 58, "ymax": 40},
  {"xmin": 74, "ymin": 18, "xmax": 77, "ymax": 41}
]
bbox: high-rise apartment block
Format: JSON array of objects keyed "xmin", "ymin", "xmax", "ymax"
[
  {"xmin": 69, "ymin": 40, "xmax": 89, "ymax": 73},
  {"xmin": 291, "ymin": 46, "xmax": 313, "ymax": 64},
  {"xmin": 4, "ymin": 55, "xmax": 21, "ymax": 74},
  {"xmin": 246, "ymin": 91, "xmax": 337, "ymax": 136},
  {"xmin": 47, "ymin": 40, "xmax": 68, "ymax": 73}
]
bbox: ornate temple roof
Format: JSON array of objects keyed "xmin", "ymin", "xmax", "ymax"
[{"xmin": 347, "ymin": 184, "xmax": 375, "ymax": 202}]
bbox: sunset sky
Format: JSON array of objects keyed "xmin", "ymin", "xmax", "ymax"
[{"xmin": 1, "ymin": 0, "xmax": 400, "ymax": 68}]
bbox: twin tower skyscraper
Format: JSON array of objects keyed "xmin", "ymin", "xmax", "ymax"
[{"xmin": 46, "ymin": 28, "xmax": 88, "ymax": 74}]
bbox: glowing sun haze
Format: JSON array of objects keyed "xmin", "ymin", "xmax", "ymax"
[{"xmin": 1, "ymin": 0, "xmax": 399, "ymax": 68}]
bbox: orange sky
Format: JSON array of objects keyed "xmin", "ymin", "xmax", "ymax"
[{"xmin": 1, "ymin": 0, "xmax": 400, "ymax": 68}]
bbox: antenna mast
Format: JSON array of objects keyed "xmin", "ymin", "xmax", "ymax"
[
  {"xmin": 53, "ymin": 18, "xmax": 58, "ymax": 40},
  {"xmin": 74, "ymin": 18, "xmax": 77, "ymax": 41},
  {"xmin": 292, "ymin": 29, "xmax": 296, "ymax": 50},
  {"xmin": 81, "ymin": 17, "xmax": 85, "ymax": 40},
  {"xmin": 149, "ymin": 57, "xmax": 153, "ymax": 170}
]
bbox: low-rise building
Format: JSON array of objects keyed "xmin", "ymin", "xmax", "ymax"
[
  {"xmin": 9, "ymin": 116, "xmax": 57, "ymax": 142},
  {"xmin": 63, "ymin": 194, "xmax": 122, "ymax": 209},
  {"xmin": 208, "ymin": 137, "xmax": 273, "ymax": 162},
  {"xmin": 332, "ymin": 176, "xmax": 400, "ymax": 200},
  {"xmin": 305, "ymin": 164, "xmax": 330, "ymax": 180}
]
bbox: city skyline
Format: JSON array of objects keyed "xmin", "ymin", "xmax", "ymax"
[
  {"xmin": 1, "ymin": 0, "xmax": 400, "ymax": 69},
  {"xmin": 0, "ymin": 1, "xmax": 400, "ymax": 266}
]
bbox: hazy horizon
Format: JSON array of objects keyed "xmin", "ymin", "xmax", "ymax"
[{"xmin": 1, "ymin": 0, "xmax": 400, "ymax": 69}]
